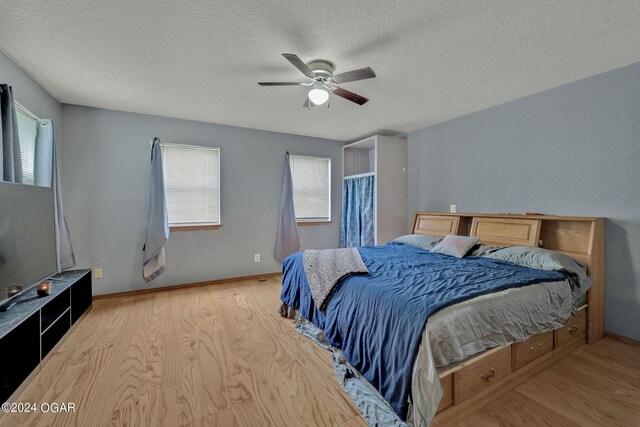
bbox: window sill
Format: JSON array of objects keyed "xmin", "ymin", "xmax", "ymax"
[
  {"xmin": 297, "ymin": 221, "xmax": 332, "ymax": 226},
  {"xmin": 170, "ymin": 224, "xmax": 221, "ymax": 232}
]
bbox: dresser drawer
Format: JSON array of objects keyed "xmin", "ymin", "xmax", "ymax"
[
  {"xmin": 454, "ymin": 345, "xmax": 512, "ymax": 403},
  {"xmin": 436, "ymin": 373, "xmax": 453, "ymax": 413},
  {"xmin": 555, "ymin": 308, "xmax": 587, "ymax": 348},
  {"xmin": 513, "ymin": 331, "xmax": 554, "ymax": 370},
  {"xmin": 41, "ymin": 288, "xmax": 70, "ymax": 332}
]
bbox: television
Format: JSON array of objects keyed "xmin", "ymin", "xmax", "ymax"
[{"xmin": 0, "ymin": 182, "xmax": 57, "ymax": 309}]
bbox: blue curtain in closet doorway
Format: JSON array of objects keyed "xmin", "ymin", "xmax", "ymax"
[{"xmin": 340, "ymin": 175, "xmax": 375, "ymax": 248}]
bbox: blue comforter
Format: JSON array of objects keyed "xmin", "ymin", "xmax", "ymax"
[{"xmin": 280, "ymin": 243, "xmax": 567, "ymax": 419}]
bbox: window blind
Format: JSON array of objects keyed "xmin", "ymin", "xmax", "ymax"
[
  {"xmin": 161, "ymin": 144, "xmax": 220, "ymax": 225},
  {"xmin": 289, "ymin": 155, "xmax": 331, "ymax": 221},
  {"xmin": 15, "ymin": 109, "xmax": 37, "ymax": 185}
]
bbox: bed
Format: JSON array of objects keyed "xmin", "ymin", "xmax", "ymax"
[{"xmin": 280, "ymin": 212, "xmax": 605, "ymax": 426}]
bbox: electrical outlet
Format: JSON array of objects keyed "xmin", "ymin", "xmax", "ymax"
[
  {"xmin": 94, "ymin": 268, "xmax": 103, "ymax": 279},
  {"xmin": 254, "ymin": 254, "xmax": 261, "ymax": 263},
  {"xmin": 450, "ymin": 204, "xmax": 457, "ymax": 213}
]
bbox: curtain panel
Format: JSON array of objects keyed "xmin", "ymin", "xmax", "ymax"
[
  {"xmin": 340, "ymin": 175, "xmax": 375, "ymax": 248},
  {"xmin": 275, "ymin": 152, "xmax": 300, "ymax": 262},
  {"xmin": 143, "ymin": 138, "xmax": 169, "ymax": 282},
  {"xmin": 36, "ymin": 120, "xmax": 76, "ymax": 270},
  {"xmin": 0, "ymin": 84, "xmax": 23, "ymax": 183}
]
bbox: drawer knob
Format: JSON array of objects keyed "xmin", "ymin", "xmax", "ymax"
[
  {"xmin": 569, "ymin": 325, "xmax": 579, "ymax": 335},
  {"xmin": 529, "ymin": 342, "xmax": 543, "ymax": 352},
  {"xmin": 480, "ymin": 368, "xmax": 496, "ymax": 382}
]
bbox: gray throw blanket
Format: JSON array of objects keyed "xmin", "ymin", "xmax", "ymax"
[{"xmin": 303, "ymin": 247, "xmax": 369, "ymax": 310}]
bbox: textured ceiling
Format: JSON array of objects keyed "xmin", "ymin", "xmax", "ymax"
[{"xmin": 2, "ymin": 1, "xmax": 640, "ymax": 141}]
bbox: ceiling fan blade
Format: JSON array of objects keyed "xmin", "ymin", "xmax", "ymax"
[
  {"xmin": 258, "ymin": 82, "xmax": 306, "ymax": 86},
  {"xmin": 282, "ymin": 53, "xmax": 316, "ymax": 78},
  {"xmin": 332, "ymin": 67, "xmax": 376, "ymax": 84},
  {"xmin": 332, "ymin": 87, "xmax": 369, "ymax": 105}
]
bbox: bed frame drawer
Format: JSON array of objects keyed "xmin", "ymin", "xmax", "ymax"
[
  {"xmin": 453, "ymin": 345, "xmax": 512, "ymax": 403},
  {"xmin": 436, "ymin": 374, "xmax": 453, "ymax": 413},
  {"xmin": 555, "ymin": 308, "xmax": 587, "ymax": 347},
  {"xmin": 512, "ymin": 331, "xmax": 554, "ymax": 371}
]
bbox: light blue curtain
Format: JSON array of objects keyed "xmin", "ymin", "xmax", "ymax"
[
  {"xmin": 34, "ymin": 120, "xmax": 54, "ymax": 187},
  {"xmin": 143, "ymin": 138, "xmax": 169, "ymax": 282},
  {"xmin": 340, "ymin": 175, "xmax": 375, "ymax": 248},
  {"xmin": 36, "ymin": 120, "xmax": 76, "ymax": 270},
  {"xmin": 0, "ymin": 84, "xmax": 23, "ymax": 183},
  {"xmin": 275, "ymin": 152, "xmax": 300, "ymax": 262}
]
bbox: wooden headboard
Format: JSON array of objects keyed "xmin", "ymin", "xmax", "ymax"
[
  {"xmin": 413, "ymin": 214, "xmax": 460, "ymax": 237},
  {"xmin": 412, "ymin": 212, "xmax": 606, "ymax": 343},
  {"xmin": 470, "ymin": 217, "xmax": 541, "ymax": 247}
]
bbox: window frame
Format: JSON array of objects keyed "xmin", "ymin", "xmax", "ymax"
[
  {"xmin": 160, "ymin": 142, "xmax": 221, "ymax": 232},
  {"xmin": 289, "ymin": 154, "xmax": 332, "ymax": 225}
]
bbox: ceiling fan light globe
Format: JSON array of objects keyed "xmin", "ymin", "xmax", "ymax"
[{"xmin": 308, "ymin": 88, "xmax": 329, "ymax": 105}]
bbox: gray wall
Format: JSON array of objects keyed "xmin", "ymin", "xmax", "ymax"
[
  {"xmin": 407, "ymin": 61, "xmax": 640, "ymax": 340},
  {"xmin": 60, "ymin": 105, "xmax": 343, "ymax": 295}
]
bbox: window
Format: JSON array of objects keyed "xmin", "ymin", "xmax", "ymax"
[
  {"xmin": 289, "ymin": 155, "xmax": 331, "ymax": 222},
  {"xmin": 15, "ymin": 107, "xmax": 38, "ymax": 185},
  {"xmin": 161, "ymin": 143, "xmax": 220, "ymax": 228}
]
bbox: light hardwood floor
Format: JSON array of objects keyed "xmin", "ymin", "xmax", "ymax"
[{"xmin": 1, "ymin": 277, "xmax": 639, "ymax": 426}]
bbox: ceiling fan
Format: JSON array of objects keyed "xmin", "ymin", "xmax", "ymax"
[{"xmin": 258, "ymin": 53, "xmax": 376, "ymax": 108}]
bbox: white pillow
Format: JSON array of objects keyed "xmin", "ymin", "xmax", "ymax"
[{"xmin": 431, "ymin": 235, "xmax": 480, "ymax": 258}]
